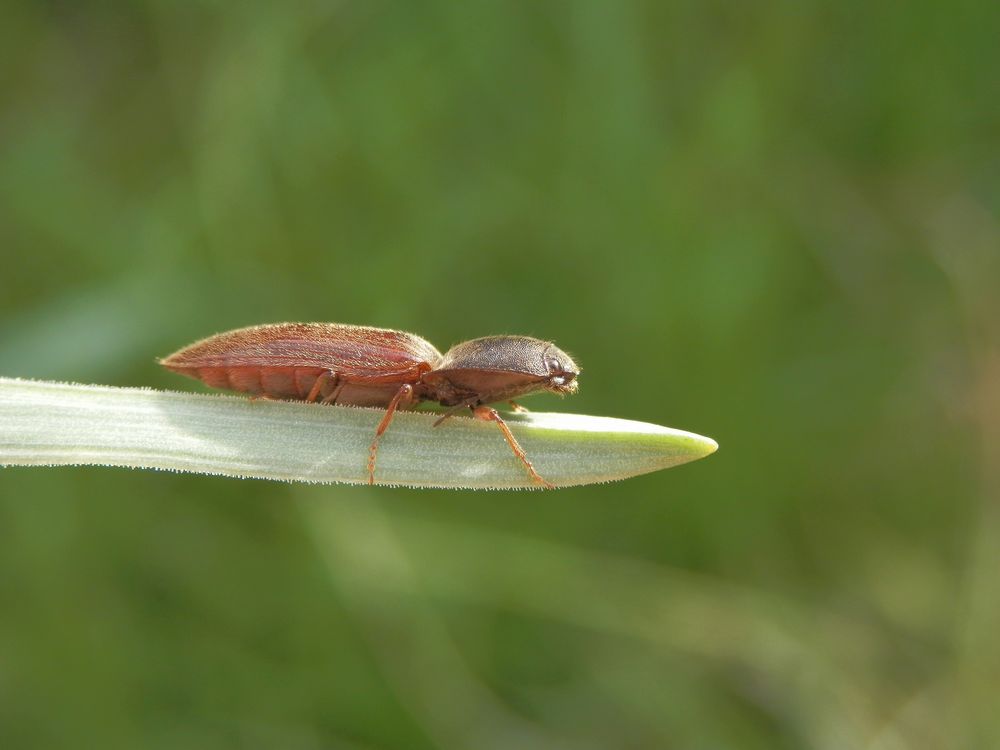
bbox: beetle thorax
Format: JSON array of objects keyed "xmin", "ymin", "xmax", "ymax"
[
  {"xmin": 418, "ymin": 369, "xmax": 549, "ymax": 406},
  {"xmin": 417, "ymin": 335, "xmax": 579, "ymax": 406}
]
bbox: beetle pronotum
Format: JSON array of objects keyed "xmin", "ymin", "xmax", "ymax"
[{"xmin": 160, "ymin": 323, "xmax": 580, "ymax": 488}]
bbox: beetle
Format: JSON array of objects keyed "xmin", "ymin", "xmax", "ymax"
[{"xmin": 159, "ymin": 323, "xmax": 580, "ymax": 488}]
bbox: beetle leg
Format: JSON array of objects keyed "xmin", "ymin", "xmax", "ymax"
[
  {"xmin": 472, "ymin": 405, "xmax": 554, "ymax": 489},
  {"xmin": 306, "ymin": 370, "xmax": 337, "ymax": 403},
  {"xmin": 367, "ymin": 384, "xmax": 415, "ymax": 485},
  {"xmin": 508, "ymin": 400, "xmax": 529, "ymax": 413},
  {"xmin": 320, "ymin": 380, "xmax": 346, "ymax": 405}
]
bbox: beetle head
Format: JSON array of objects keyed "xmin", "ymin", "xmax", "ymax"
[{"xmin": 541, "ymin": 343, "xmax": 579, "ymax": 394}]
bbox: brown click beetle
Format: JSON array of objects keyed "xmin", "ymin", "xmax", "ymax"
[{"xmin": 160, "ymin": 323, "xmax": 580, "ymax": 488}]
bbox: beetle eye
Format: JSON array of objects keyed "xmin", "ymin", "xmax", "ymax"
[{"xmin": 546, "ymin": 357, "xmax": 562, "ymax": 373}]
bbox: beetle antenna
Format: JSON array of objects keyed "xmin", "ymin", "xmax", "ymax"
[{"xmin": 433, "ymin": 400, "xmax": 476, "ymax": 427}]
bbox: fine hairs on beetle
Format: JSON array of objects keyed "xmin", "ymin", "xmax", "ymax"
[{"xmin": 160, "ymin": 323, "xmax": 580, "ymax": 488}]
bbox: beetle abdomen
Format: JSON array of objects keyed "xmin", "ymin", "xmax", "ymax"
[{"xmin": 175, "ymin": 365, "xmax": 327, "ymax": 400}]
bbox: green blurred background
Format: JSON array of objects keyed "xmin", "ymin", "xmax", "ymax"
[{"xmin": 1, "ymin": 1, "xmax": 997, "ymax": 748}]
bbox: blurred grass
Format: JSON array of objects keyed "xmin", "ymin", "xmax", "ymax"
[{"xmin": 0, "ymin": 0, "xmax": 997, "ymax": 747}]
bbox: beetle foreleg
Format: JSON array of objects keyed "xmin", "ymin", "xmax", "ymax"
[{"xmin": 472, "ymin": 405, "xmax": 554, "ymax": 489}]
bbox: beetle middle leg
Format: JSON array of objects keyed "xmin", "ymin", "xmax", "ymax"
[
  {"xmin": 472, "ymin": 405, "xmax": 554, "ymax": 489},
  {"xmin": 367, "ymin": 384, "xmax": 416, "ymax": 485}
]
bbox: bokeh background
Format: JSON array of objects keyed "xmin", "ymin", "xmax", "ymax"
[{"xmin": 1, "ymin": 1, "xmax": 998, "ymax": 748}]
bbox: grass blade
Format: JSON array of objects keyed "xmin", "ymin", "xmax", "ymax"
[{"xmin": 0, "ymin": 376, "xmax": 717, "ymax": 489}]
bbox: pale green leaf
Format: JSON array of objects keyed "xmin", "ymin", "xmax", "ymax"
[{"xmin": 0, "ymin": 377, "xmax": 717, "ymax": 489}]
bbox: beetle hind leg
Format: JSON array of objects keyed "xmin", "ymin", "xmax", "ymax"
[
  {"xmin": 304, "ymin": 370, "xmax": 344, "ymax": 403},
  {"xmin": 320, "ymin": 379, "xmax": 346, "ymax": 405}
]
